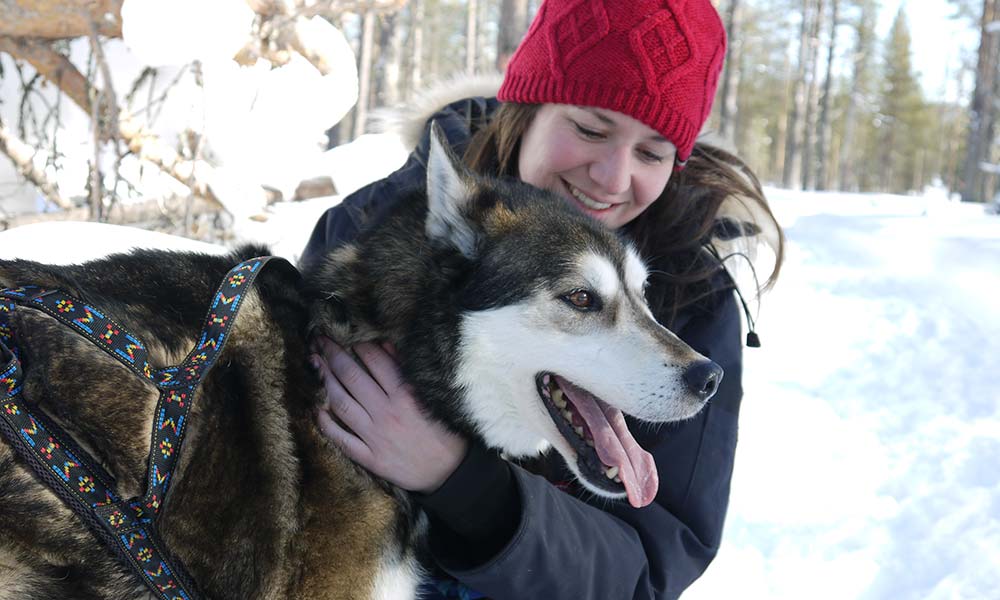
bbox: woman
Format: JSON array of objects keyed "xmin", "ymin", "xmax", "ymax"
[{"xmin": 302, "ymin": 0, "xmax": 783, "ymax": 598}]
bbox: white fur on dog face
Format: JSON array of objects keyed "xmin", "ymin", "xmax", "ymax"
[
  {"xmin": 578, "ymin": 253, "xmax": 621, "ymax": 303},
  {"xmin": 453, "ymin": 249, "xmax": 709, "ymax": 460},
  {"xmin": 624, "ymin": 244, "xmax": 651, "ymax": 301}
]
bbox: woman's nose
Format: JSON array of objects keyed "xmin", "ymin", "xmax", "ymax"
[{"xmin": 589, "ymin": 147, "xmax": 631, "ymax": 196}]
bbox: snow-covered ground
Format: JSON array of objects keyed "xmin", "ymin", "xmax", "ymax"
[{"xmin": 687, "ymin": 188, "xmax": 1000, "ymax": 600}]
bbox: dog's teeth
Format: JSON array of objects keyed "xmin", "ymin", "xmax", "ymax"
[
  {"xmin": 613, "ymin": 475, "xmax": 622, "ymax": 483},
  {"xmin": 574, "ymin": 426, "xmax": 584, "ymax": 437},
  {"xmin": 552, "ymin": 388, "xmax": 566, "ymax": 408},
  {"xmin": 586, "ymin": 438, "xmax": 595, "ymax": 447},
  {"xmin": 562, "ymin": 409, "xmax": 573, "ymax": 422},
  {"xmin": 605, "ymin": 466, "xmax": 619, "ymax": 479}
]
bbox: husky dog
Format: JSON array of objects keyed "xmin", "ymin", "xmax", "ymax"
[{"xmin": 0, "ymin": 127, "xmax": 720, "ymax": 599}]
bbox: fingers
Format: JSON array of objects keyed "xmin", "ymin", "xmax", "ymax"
[
  {"xmin": 311, "ymin": 354, "xmax": 373, "ymax": 432},
  {"xmin": 317, "ymin": 337, "xmax": 388, "ymax": 400},
  {"xmin": 312, "ymin": 336, "xmax": 407, "ymax": 402},
  {"xmin": 354, "ymin": 342, "xmax": 406, "ymax": 395},
  {"xmin": 316, "ymin": 407, "xmax": 375, "ymax": 467}
]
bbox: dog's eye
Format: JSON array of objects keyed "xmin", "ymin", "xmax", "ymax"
[{"xmin": 562, "ymin": 289, "xmax": 601, "ymax": 311}]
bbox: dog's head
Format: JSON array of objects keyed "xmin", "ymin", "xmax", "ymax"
[{"xmin": 424, "ymin": 125, "xmax": 722, "ymax": 508}]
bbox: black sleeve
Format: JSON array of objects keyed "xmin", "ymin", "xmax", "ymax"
[{"xmin": 417, "ymin": 290, "xmax": 745, "ymax": 600}]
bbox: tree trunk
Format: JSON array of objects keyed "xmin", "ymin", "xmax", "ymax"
[
  {"xmin": 717, "ymin": 0, "xmax": 742, "ymax": 143},
  {"xmin": 773, "ymin": 51, "xmax": 793, "ymax": 183},
  {"xmin": 354, "ymin": 9, "xmax": 377, "ymax": 138},
  {"xmin": 477, "ymin": 0, "xmax": 492, "ymax": 71},
  {"xmin": 498, "ymin": 0, "xmax": 529, "ymax": 70},
  {"xmin": 0, "ymin": 0, "xmax": 123, "ymax": 39},
  {"xmin": 945, "ymin": 69, "xmax": 968, "ymax": 192},
  {"xmin": 814, "ymin": 0, "xmax": 838, "ymax": 191},
  {"xmin": 800, "ymin": 0, "xmax": 824, "ymax": 191},
  {"xmin": 376, "ymin": 11, "xmax": 405, "ymax": 107},
  {"xmin": 782, "ymin": 0, "xmax": 813, "ymax": 189},
  {"xmin": 405, "ymin": 0, "xmax": 425, "ymax": 97},
  {"xmin": 466, "ymin": 0, "xmax": 479, "ymax": 74},
  {"xmin": 427, "ymin": 0, "xmax": 442, "ymax": 81},
  {"xmin": 961, "ymin": 0, "xmax": 1000, "ymax": 202}
]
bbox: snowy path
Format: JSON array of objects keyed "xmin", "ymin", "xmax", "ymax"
[{"xmin": 688, "ymin": 190, "xmax": 1000, "ymax": 599}]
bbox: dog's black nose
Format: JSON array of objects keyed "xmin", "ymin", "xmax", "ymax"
[{"xmin": 683, "ymin": 360, "xmax": 723, "ymax": 400}]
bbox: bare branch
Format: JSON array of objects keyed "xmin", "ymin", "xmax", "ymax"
[
  {"xmin": 117, "ymin": 112, "xmax": 225, "ymax": 211},
  {"xmin": 0, "ymin": 36, "xmax": 97, "ymax": 115},
  {"xmin": 0, "ymin": 118, "xmax": 72, "ymax": 209}
]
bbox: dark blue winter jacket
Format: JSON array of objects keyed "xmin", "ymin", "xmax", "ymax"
[{"xmin": 301, "ymin": 98, "xmax": 744, "ymax": 600}]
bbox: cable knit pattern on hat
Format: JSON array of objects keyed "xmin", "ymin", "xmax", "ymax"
[{"xmin": 497, "ymin": 0, "xmax": 727, "ymax": 165}]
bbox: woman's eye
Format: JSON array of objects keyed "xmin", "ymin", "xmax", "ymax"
[
  {"xmin": 562, "ymin": 289, "xmax": 601, "ymax": 311},
  {"xmin": 638, "ymin": 149, "xmax": 666, "ymax": 164},
  {"xmin": 573, "ymin": 122, "xmax": 605, "ymax": 140}
]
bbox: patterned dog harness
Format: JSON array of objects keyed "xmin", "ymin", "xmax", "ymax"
[{"xmin": 0, "ymin": 256, "xmax": 286, "ymax": 600}]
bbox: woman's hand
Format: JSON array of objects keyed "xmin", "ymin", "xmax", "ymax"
[{"xmin": 311, "ymin": 337, "xmax": 468, "ymax": 494}]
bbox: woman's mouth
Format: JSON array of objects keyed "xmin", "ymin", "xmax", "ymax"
[{"xmin": 566, "ymin": 183, "xmax": 612, "ymax": 211}]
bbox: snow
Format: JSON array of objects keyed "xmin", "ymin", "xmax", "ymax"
[
  {"xmin": 0, "ymin": 221, "xmax": 228, "ymax": 264},
  {"xmin": 686, "ymin": 187, "xmax": 1000, "ymax": 600},
  {"xmin": 121, "ymin": 0, "xmax": 254, "ymax": 67}
]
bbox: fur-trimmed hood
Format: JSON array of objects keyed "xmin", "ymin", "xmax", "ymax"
[{"xmin": 367, "ymin": 73, "xmax": 507, "ymax": 151}]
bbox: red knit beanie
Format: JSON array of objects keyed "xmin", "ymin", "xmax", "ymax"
[{"xmin": 497, "ymin": 0, "xmax": 727, "ymax": 167}]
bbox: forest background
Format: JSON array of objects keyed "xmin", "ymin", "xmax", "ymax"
[{"xmin": 0, "ymin": 0, "xmax": 997, "ymax": 237}]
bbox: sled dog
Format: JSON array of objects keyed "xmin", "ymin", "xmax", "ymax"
[{"xmin": 0, "ymin": 126, "xmax": 721, "ymax": 599}]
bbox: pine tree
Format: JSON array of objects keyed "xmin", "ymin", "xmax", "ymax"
[
  {"xmin": 877, "ymin": 8, "xmax": 929, "ymax": 192},
  {"xmin": 838, "ymin": 0, "xmax": 879, "ymax": 191}
]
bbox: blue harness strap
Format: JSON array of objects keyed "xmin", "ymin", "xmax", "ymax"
[{"xmin": 0, "ymin": 255, "xmax": 288, "ymax": 600}]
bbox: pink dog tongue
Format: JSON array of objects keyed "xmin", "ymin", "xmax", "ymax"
[{"xmin": 554, "ymin": 376, "xmax": 658, "ymax": 508}]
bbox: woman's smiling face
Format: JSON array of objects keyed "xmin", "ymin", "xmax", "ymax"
[{"xmin": 517, "ymin": 104, "xmax": 676, "ymax": 229}]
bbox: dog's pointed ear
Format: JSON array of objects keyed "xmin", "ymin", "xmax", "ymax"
[{"xmin": 426, "ymin": 121, "xmax": 479, "ymax": 258}]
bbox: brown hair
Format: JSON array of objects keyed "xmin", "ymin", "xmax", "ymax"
[{"xmin": 463, "ymin": 102, "xmax": 784, "ymax": 326}]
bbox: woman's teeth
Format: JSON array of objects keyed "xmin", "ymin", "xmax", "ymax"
[{"xmin": 569, "ymin": 186, "xmax": 612, "ymax": 210}]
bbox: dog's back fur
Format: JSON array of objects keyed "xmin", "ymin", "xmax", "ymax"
[{"xmin": 0, "ymin": 249, "xmax": 419, "ymax": 599}]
